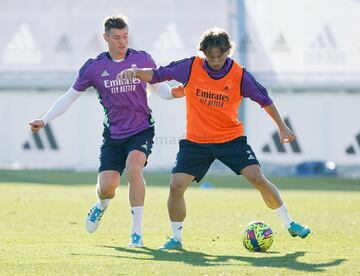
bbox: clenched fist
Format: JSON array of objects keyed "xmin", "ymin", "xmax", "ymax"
[{"xmin": 29, "ymin": 119, "xmax": 44, "ymax": 133}]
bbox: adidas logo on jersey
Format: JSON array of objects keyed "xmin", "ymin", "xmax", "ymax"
[{"xmin": 101, "ymin": 70, "xmax": 110, "ymax": 77}]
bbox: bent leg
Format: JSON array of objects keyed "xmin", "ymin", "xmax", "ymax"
[
  {"xmin": 85, "ymin": 170, "xmax": 120, "ymax": 233},
  {"xmin": 241, "ymin": 165, "xmax": 310, "ymax": 238},
  {"xmin": 160, "ymin": 173, "xmax": 194, "ymax": 249},
  {"xmin": 168, "ymin": 173, "xmax": 195, "ymax": 221},
  {"xmin": 97, "ymin": 170, "xmax": 121, "ymax": 199},
  {"xmin": 241, "ymin": 164, "xmax": 282, "ymax": 209}
]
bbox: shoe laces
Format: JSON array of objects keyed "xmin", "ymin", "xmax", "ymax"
[{"xmin": 89, "ymin": 206, "xmax": 104, "ymax": 222}]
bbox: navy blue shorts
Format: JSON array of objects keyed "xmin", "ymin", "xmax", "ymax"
[
  {"xmin": 172, "ymin": 136, "xmax": 260, "ymax": 182},
  {"xmin": 99, "ymin": 127, "xmax": 155, "ymax": 174}
]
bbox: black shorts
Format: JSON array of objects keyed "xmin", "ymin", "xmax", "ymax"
[
  {"xmin": 172, "ymin": 136, "xmax": 260, "ymax": 182},
  {"xmin": 99, "ymin": 127, "xmax": 155, "ymax": 174}
]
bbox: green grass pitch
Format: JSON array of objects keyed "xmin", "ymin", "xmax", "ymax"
[{"xmin": 0, "ymin": 170, "xmax": 359, "ymax": 275}]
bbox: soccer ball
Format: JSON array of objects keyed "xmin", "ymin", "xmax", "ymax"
[{"xmin": 242, "ymin": 221, "xmax": 274, "ymax": 252}]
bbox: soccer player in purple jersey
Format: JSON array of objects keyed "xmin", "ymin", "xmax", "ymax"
[
  {"xmin": 29, "ymin": 15, "xmax": 183, "ymax": 248},
  {"xmin": 118, "ymin": 27, "xmax": 310, "ymax": 250}
]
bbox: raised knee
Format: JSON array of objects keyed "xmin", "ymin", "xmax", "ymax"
[
  {"xmin": 97, "ymin": 185, "xmax": 115, "ymax": 199},
  {"xmin": 169, "ymin": 179, "xmax": 186, "ymax": 195},
  {"xmin": 97, "ymin": 179, "xmax": 118, "ymax": 198}
]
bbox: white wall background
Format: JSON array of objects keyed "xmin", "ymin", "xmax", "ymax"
[
  {"xmin": 1, "ymin": 0, "xmax": 360, "ymax": 170},
  {"xmin": 1, "ymin": 90, "xmax": 359, "ymax": 170},
  {"xmin": 0, "ymin": 0, "xmax": 229, "ymax": 88},
  {"xmin": 243, "ymin": 0, "xmax": 360, "ymax": 89},
  {"xmin": 0, "ymin": 90, "xmax": 103, "ymax": 169},
  {"xmin": 245, "ymin": 92, "xmax": 360, "ymax": 166},
  {"xmin": 0, "ymin": 90, "xmax": 186, "ymax": 170}
]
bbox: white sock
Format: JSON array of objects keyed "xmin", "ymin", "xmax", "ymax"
[
  {"xmin": 97, "ymin": 198, "xmax": 110, "ymax": 210},
  {"xmin": 275, "ymin": 204, "xmax": 293, "ymax": 228},
  {"xmin": 171, "ymin": 221, "xmax": 183, "ymax": 242},
  {"xmin": 131, "ymin": 206, "xmax": 144, "ymax": 236}
]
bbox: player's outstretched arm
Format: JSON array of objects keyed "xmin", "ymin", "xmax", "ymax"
[
  {"xmin": 264, "ymin": 103, "xmax": 295, "ymax": 144},
  {"xmin": 148, "ymin": 83, "xmax": 185, "ymax": 100},
  {"xmin": 117, "ymin": 68, "xmax": 153, "ymax": 82},
  {"xmin": 28, "ymin": 87, "xmax": 82, "ymax": 133}
]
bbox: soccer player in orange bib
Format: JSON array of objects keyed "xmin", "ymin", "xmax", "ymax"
[{"xmin": 117, "ymin": 27, "xmax": 310, "ymax": 250}]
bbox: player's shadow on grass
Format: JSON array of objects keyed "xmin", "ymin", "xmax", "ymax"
[{"xmin": 102, "ymin": 246, "xmax": 346, "ymax": 272}]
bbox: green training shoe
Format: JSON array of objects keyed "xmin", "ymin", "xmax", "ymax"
[
  {"xmin": 159, "ymin": 238, "xmax": 182, "ymax": 250},
  {"xmin": 288, "ymin": 221, "xmax": 311, "ymax": 238}
]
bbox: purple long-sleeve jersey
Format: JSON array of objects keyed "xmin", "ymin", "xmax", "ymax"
[
  {"xmin": 151, "ymin": 57, "xmax": 273, "ymax": 107},
  {"xmin": 72, "ymin": 49, "xmax": 156, "ymax": 139}
]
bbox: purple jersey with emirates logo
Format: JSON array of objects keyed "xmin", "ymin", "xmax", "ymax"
[{"xmin": 72, "ymin": 49, "xmax": 156, "ymax": 139}]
